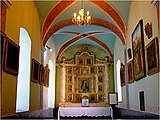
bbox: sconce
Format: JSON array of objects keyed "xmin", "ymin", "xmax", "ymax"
[{"xmin": 45, "ymin": 45, "xmax": 52, "ymax": 52}]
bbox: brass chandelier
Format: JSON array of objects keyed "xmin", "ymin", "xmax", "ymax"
[{"xmin": 72, "ymin": 0, "xmax": 91, "ymax": 26}]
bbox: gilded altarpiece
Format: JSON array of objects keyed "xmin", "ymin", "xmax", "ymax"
[{"xmin": 63, "ymin": 48, "xmax": 109, "ymax": 105}]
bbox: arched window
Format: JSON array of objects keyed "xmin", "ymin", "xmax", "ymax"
[
  {"xmin": 48, "ymin": 60, "xmax": 55, "ymax": 108},
  {"xmin": 116, "ymin": 60, "xmax": 122, "ymax": 102},
  {"xmin": 16, "ymin": 28, "xmax": 31, "ymax": 112}
]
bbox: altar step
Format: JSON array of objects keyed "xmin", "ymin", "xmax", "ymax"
[{"xmin": 60, "ymin": 116, "xmax": 112, "ymax": 119}]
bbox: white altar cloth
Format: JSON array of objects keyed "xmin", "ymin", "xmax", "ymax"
[{"xmin": 58, "ymin": 107, "xmax": 113, "ymax": 120}]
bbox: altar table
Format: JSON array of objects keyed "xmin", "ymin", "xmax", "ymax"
[{"xmin": 58, "ymin": 107, "xmax": 113, "ymax": 120}]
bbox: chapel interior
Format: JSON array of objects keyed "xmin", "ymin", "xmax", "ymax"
[{"xmin": 1, "ymin": 0, "xmax": 160, "ymax": 119}]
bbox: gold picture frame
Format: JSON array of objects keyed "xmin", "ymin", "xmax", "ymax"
[
  {"xmin": 66, "ymin": 85, "xmax": 73, "ymax": 93},
  {"xmin": 128, "ymin": 61, "xmax": 134, "ymax": 84},
  {"xmin": 146, "ymin": 37, "xmax": 159, "ymax": 75},
  {"xmin": 98, "ymin": 75, "xmax": 104, "ymax": 83},
  {"xmin": 66, "ymin": 75, "xmax": 72, "ymax": 83},
  {"xmin": 66, "ymin": 94, "xmax": 73, "ymax": 102},
  {"xmin": 74, "ymin": 94, "xmax": 82, "ymax": 102},
  {"xmin": 89, "ymin": 94, "xmax": 97, "ymax": 103},
  {"xmin": 85, "ymin": 57, "xmax": 93, "ymax": 65},
  {"xmin": 98, "ymin": 84, "xmax": 104, "ymax": 93},
  {"xmin": 79, "ymin": 78, "xmax": 90, "ymax": 93},
  {"xmin": 97, "ymin": 66, "xmax": 105, "ymax": 74},
  {"xmin": 90, "ymin": 66, "xmax": 97, "ymax": 74},
  {"xmin": 66, "ymin": 66, "xmax": 73, "ymax": 74},
  {"xmin": 97, "ymin": 94, "xmax": 104, "ymax": 102},
  {"xmin": 73, "ymin": 66, "xmax": 81, "ymax": 75}
]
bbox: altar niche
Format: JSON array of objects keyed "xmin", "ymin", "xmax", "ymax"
[{"xmin": 64, "ymin": 49, "xmax": 109, "ymax": 104}]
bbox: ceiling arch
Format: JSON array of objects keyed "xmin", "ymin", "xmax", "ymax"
[
  {"xmin": 56, "ymin": 31, "xmax": 113, "ymax": 61},
  {"xmin": 41, "ymin": 0, "xmax": 126, "ymax": 46},
  {"xmin": 43, "ymin": 18, "xmax": 125, "ymax": 47}
]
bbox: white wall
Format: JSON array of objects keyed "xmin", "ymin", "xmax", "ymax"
[
  {"xmin": 114, "ymin": 36, "xmax": 126, "ymax": 108},
  {"xmin": 126, "ymin": 1, "xmax": 159, "ymax": 114},
  {"xmin": 43, "ymin": 36, "xmax": 56, "ymax": 108}
]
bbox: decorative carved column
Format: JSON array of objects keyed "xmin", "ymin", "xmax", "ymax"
[
  {"xmin": 60, "ymin": 63, "xmax": 66, "ymax": 102},
  {"xmin": 91, "ymin": 76, "xmax": 94, "ymax": 93},
  {"xmin": 104, "ymin": 57, "xmax": 110, "ymax": 103}
]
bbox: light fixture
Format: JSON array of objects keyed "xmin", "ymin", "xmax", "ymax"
[
  {"xmin": 46, "ymin": 45, "xmax": 52, "ymax": 52},
  {"xmin": 72, "ymin": 0, "xmax": 91, "ymax": 26}
]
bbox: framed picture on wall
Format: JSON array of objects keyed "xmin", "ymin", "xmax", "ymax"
[
  {"xmin": 89, "ymin": 94, "xmax": 97, "ymax": 103},
  {"xmin": 39, "ymin": 64, "xmax": 45, "ymax": 85},
  {"xmin": 132, "ymin": 19, "xmax": 146, "ymax": 81},
  {"xmin": 146, "ymin": 37, "xmax": 159, "ymax": 75},
  {"xmin": 3, "ymin": 37, "xmax": 20, "ymax": 76},
  {"xmin": 127, "ymin": 61, "xmax": 134, "ymax": 84},
  {"xmin": 1, "ymin": 32, "xmax": 6, "ymax": 69},
  {"xmin": 31, "ymin": 59, "xmax": 40, "ymax": 83},
  {"xmin": 44, "ymin": 64, "xmax": 50, "ymax": 87},
  {"xmin": 120, "ymin": 64, "xmax": 125, "ymax": 87}
]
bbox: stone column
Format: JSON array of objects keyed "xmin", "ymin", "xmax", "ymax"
[{"xmin": 60, "ymin": 63, "xmax": 66, "ymax": 102}]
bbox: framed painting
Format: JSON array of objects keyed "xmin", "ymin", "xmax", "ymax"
[
  {"xmin": 66, "ymin": 85, "xmax": 73, "ymax": 93},
  {"xmin": 89, "ymin": 94, "xmax": 97, "ymax": 103},
  {"xmin": 1, "ymin": 32, "xmax": 6, "ymax": 69},
  {"xmin": 120, "ymin": 64, "xmax": 125, "ymax": 87},
  {"xmin": 97, "ymin": 66, "xmax": 104, "ymax": 74},
  {"xmin": 39, "ymin": 64, "xmax": 45, "ymax": 85},
  {"xmin": 74, "ymin": 94, "xmax": 82, "ymax": 102},
  {"xmin": 31, "ymin": 59, "xmax": 40, "ymax": 83},
  {"xmin": 3, "ymin": 37, "xmax": 20, "ymax": 76},
  {"xmin": 66, "ymin": 66, "xmax": 72, "ymax": 74},
  {"xmin": 128, "ymin": 61, "xmax": 134, "ymax": 84},
  {"xmin": 146, "ymin": 37, "xmax": 159, "ymax": 75},
  {"xmin": 85, "ymin": 57, "xmax": 93, "ymax": 65},
  {"xmin": 90, "ymin": 66, "xmax": 97, "ymax": 74},
  {"xmin": 98, "ymin": 84, "xmax": 104, "ymax": 93},
  {"xmin": 144, "ymin": 23, "xmax": 152, "ymax": 39},
  {"xmin": 98, "ymin": 75, "xmax": 104, "ymax": 83},
  {"xmin": 79, "ymin": 79, "xmax": 90, "ymax": 93},
  {"xmin": 132, "ymin": 19, "xmax": 146, "ymax": 81},
  {"xmin": 66, "ymin": 75, "xmax": 72, "ymax": 83},
  {"xmin": 127, "ymin": 48, "xmax": 132, "ymax": 60},
  {"xmin": 73, "ymin": 66, "xmax": 81, "ymax": 75},
  {"xmin": 44, "ymin": 64, "xmax": 50, "ymax": 87},
  {"xmin": 77, "ymin": 57, "xmax": 84, "ymax": 65},
  {"xmin": 97, "ymin": 94, "xmax": 104, "ymax": 102},
  {"xmin": 66, "ymin": 94, "xmax": 73, "ymax": 102}
]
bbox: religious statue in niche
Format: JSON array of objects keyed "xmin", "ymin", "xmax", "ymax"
[{"xmin": 80, "ymin": 79, "xmax": 89, "ymax": 92}]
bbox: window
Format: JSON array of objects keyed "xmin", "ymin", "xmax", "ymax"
[
  {"xmin": 16, "ymin": 28, "xmax": 31, "ymax": 112},
  {"xmin": 116, "ymin": 60, "xmax": 122, "ymax": 102}
]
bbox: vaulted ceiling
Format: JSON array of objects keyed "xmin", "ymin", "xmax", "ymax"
[{"xmin": 34, "ymin": 0, "xmax": 131, "ymax": 60}]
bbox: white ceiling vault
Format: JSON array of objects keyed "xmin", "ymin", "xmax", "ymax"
[{"xmin": 34, "ymin": 0, "xmax": 131, "ymax": 60}]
